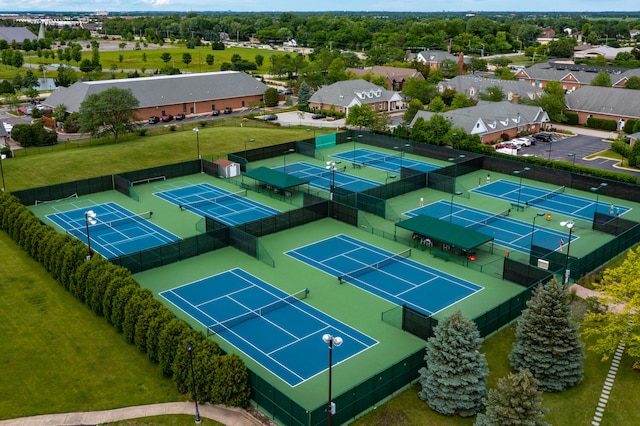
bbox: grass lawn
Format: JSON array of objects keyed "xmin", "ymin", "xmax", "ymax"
[
  {"xmin": 109, "ymin": 415, "xmax": 223, "ymax": 425},
  {"xmin": 0, "ymin": 231, "xmax": 182, "ymax": 420}
]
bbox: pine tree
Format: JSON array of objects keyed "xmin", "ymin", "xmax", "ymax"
[
  {"xmin": 297, "ymin": 81, "xmax": 311, "ymax": 105},
  {"xmin": 474, "ymin": 369, "xmax": 548, "ymax": 426},
  {"xmin": 509, "ymin": 278, "xmax": 585, "ymax": 392},
  {"xmin": 418, "ymin": 311, "xmax": 488, "ymax": 417}
]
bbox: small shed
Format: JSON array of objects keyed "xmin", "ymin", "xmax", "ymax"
[{"xmin": 214, "ymin": 159, "xmax": 240, "ymax": 178}]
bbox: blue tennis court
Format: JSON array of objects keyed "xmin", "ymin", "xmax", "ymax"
[
  {"xmin": 285, "ymin": 234, "xmax": 482, "ymax": 316},
  {"xmin": 160, "ymin": 268, "xmax": 376, "ymax": 387},
  {"xmin": 275, "ymin": 161, "xmax": 379, "ymax": 193},
  {"xmin": 46, "ymin": 202, "xmax": 180, "ymax": 259},
  {"xmin": 333, "ymin": 148, "xmax": 440, "ymax": 173},
  {"xmin": 154, "ymin": 183, "xmax": 280, "ymax": 226},
  {"xmin": 404, "ymin": 200, "xmax": 576, "ymax": 254},
  {"xmin": 471, "ymin": 180, "xmax": 631, "ymax": 221}
]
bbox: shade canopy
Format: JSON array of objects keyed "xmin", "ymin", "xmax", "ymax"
[
  {"xmin": 396, "ymin": 215, "xmax": 494, "ymax": 251},
  {"xmin": 243, "ymin": 167, "xmax": 310, "ymax": 190}
]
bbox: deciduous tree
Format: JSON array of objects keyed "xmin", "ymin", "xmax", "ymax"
[{"xmin": 78, "ymin": 87, "xmax": 140, "ymax": 143}]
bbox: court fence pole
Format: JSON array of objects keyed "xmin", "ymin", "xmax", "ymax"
[
  {"xmin": 186, "ymin": 341, "xmax": 201, "ymax": 424},
  {"xmin": 322, "ymin": 334, "xmax": 342, "ymax": 426}
]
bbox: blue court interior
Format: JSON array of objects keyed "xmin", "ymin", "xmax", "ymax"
[
  {"xmin": 471, "ymin": 180, "xmax": 631, "ymax": 221},
  {"xmin": 154, "ymin": 183, "xmax": 281, "ymax": 226},
  {"xmin": 160, "ymin": 268, "xmax": 376, "ymax": 387},
  {"xmin": 285, "ymin": 234, "xmax": 482, "ymax": 316},
  {"xmin": 404, "ymin": 200, "xmax": 577, "ymax": 254},
  {"xmin": 333, "ymin": 148, "xmax": 440, "ymax": 173},
  {"xmin": 274, "ymin": 161, "xmax": 379, "ymax": 193},
  {"xmin": 46, "ymin": 202, "xmax": 180, "ymax": 259}
]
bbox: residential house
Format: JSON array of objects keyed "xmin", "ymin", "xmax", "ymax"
[
  {"xmin": 564, "ymin": 85, "xmax": 640, "ymax": 129},
  {"xmin": 44, "ymin": 71, "xmax": 268, "ymax": 119},
  {"xmin": 409, "ymin": 49, "xmax": 466, "ymax": 70},
  {"xmin": 308, "ymin": 79, "xmax": 403, "ymax": 116},
  {"xmin": 409, "ymin": 101, "xmax": 549, "ymax": 144},
  {"xmin": 438, "ymin": 75, "xmax": 545, "ymax": 102},
  {"xmin": 346, "ymin": 66, "xmax": 424, "ymax": 91},
  {"xmin": 573, "ymin": 46, "xmax": 634, "ymax": 61}
]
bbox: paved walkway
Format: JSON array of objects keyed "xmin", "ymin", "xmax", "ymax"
[{"xmin": 0, "ymin": 402, "xmax": 267, "ymax": 426}]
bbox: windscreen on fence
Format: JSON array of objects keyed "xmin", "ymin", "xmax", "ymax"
[
  {"xmin": 234, "ymin": 202, "xmax": 328, "ymax": 237},
  {"xmin": 504, "ymin": 257, "xmax": 555, "ymax": 287},
  {"xmin": 118, "ymin": 160, "xmax": 201, "ymax": 182},
  {"xmin": 402, "ymin": 305, "xmax": 438, "ymax": 340},
  {"xmin": 12, "ymin": 175, "xmax": 113, "ymax": 205},
  {"xmin": 593, "ymin": 212, "xmax": 638, "ymax": 236},
  {"xmin": 472, "ymin": 286, "xmax": 535, "ymax": 337}
]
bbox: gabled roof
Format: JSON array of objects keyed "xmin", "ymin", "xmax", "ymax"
[
  {"xmin": 396, "ymin": 215, "xmax": 494, "ymax": 251},
  {"xmin": 565, "ymin": 86, "xmax": 640, "ymax": 119},
  {"xmin": 409, "ymin": 101, "xmax": 549, "ymax": 136},
  {"xmin": 0, "ymin": 27, "xmax": 37, "ymax": 43},
  {"xmin": 415, "ymin": 50, "xmax": 458, "ymax": 64},
  {"xmin": 309, "ymin": 79, "xmax": 402, "ymax": 108},
  {"xmin": 439, "ymin": 75, "xmax": 545, "ymax": 101},
  {"xmin": 347, "ymin": 66, "xmax": 424, "ymax": 81},
  {"xmin": 44, "ymin": 71, "xmax": 268, "ymax": 112}
]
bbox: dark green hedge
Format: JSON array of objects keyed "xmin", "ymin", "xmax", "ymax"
[
  {"xmin": 564, "ymin": 112, "xmax": 579, "ymax": 125},
  {"xmin": 586, "ymin": 117, "xmax": 618, "ymax": 131},
  {"xmin": 0, "ymin": 192, "xmax": 251, "ymax": 408}
]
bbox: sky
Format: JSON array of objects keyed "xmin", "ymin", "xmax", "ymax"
[{"xmin": 0, "ymin": 0, "xmax": 637, "ymax": 13}]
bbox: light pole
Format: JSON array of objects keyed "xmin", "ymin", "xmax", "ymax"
[
  {"xmin": 283, "ymin": 148, "xmax": 295, "ymax": 172},
  {"xmin": 0, "ymin": 153, "xmax": 6, "ymax": 192},
  {"xmin": 84, "ymin": 210, "xmax": 97, "ymax": 260},
  {"xmin": 385, "ymin": 174, "xmax": 397, "ymax": 199},
  {"xmin": 322, "ymin": 333, "xmax": 343, "ymax": 426},
  {"xmin": 530, "ymin": 212, "xmax": 545, "ymax": 250},
  {"xmin": 449, "ymin": 191, "xmax": 463, "ymax": 223},
  {"xmin": 448, "ymin": 154, "xmax": 466, "ymax": 180},
  {"xmin": 347, "ymin": 136, "xmax": 354, "ymax": 163},
  {"xmin": 567, "ymin": 153, "xmax": 576, "ymax": 171},
  {"xmin": 590, "ymin": 182, "xmax": 608, "ymax": 216},
  {"xmin": 244, "ymin": 138, "xmax": 255, "ymax": 160},
  {"xmin": 560, "ymin": 220, "xmax": 575, "ymax": 286},
  {"xmin": 192, "ymin": 127, "xmax": 200, "ymax": 159},
  {"xmin": 326, "ymin": 160, "xmax": 341, "ymax": 201},
  {"xmin": 513, "ymin": 167, "xmax": 530, "ymax": 208},
  {"xmin": 396, "ymin": 143, "xmax": 411, "ymax": 169},
  {"xmin": 186, "ymin": 341, "xmax": 201, "ymax": 424}
]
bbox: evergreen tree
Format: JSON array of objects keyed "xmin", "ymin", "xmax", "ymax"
[
  {"xmin": 509, "ymin": 278, "xmax": 584, "ymax": 392},
  {"xmin": 474, "ymin": 369, "xmax": 548, "ymax": 426},
  {"xmin": 418, "ymin": 311, "xmax": 488, "ymax": 417},
  {"xmin": 297, "ymin": 81, "xmax": 311, "ymax": 105}
]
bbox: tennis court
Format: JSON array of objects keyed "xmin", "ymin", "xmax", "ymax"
[
  {"xmin": 275, "ymin": 161, "xmax": 380, "ymax": 193},
  {"xmin": 285, "ymin": 234, "xmax": 482, "ymax": 316},
  {"xmin": 404, "ymin": 200, "xmax": 576, "ymax": 254},
  {"xmin": 46, "ymin": 202, "xmax": 180, "ymax": 259},
  {"xmin": 333, "ymin": 148, "xmax": 440, "ymax": 173},
  {"xmin": 154, "ymin": 183, "xmax": 281, "ymax": 226},
  {"xmin": 160, "ymin": 268, "xmax": 376, "ymax": 387},
  {"xmin": 472, "ymin": 180, "xmax": 631, "ymax": 221}
]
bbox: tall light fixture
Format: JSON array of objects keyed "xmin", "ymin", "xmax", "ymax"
[
  {"xmin": 448, "ymin": 154, "xmax": 466, "ymax": 185},
  {"xmin": 186, "ymin": 341, "xmax": 201, "ymax": 424},
  {"xmin": 560, "ymin": 220, "xmax": 575, "ymax": 286},
  {"xmin": 530, "ymin": 212, "xmax": 545, "ymax": 251},
  {"xmin": 283, "ymin": 148, "xmax": 295, "ymax": 172},
  {"xmin": 322, "ymin": 334, "xmax": 343, "ymax": 426},
  {"xmin": 192, "ymin": 127, "xmax": 200, "ymax": 159},
  {"xmin": 326, "ymin": 161, "xmax": 341, "ymax": 201},
  {"xmin": 590, "ymin": 182, "xmax": 608, "ymax": 216},
  {"xmin": 244, "ymin": 138, "xmax": 255, "ymax": 160},
  {"xmin": 567, "ymin": 153, "xmax": 576, "ymax": 171},
  {"xmin": 385, "ymin": 174, "xmax": 397, "ymax": 199},
  {"xmin": 84, "ymin": 210, "xmax": 97, "ymax": 260},
  {"xmin": 449, "ymin": 191, "xmax": 463, "ymax": 223},
  {"xmin": 513, "ymin": 167, "xmax": 531, "ymax": 208},
  {"xmin": 0, "ymin": 153, "xmax": 6, "ymax": 192}
]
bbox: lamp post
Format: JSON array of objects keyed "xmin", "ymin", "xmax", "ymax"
[
  {"xmin": 192, "ymin": 127, "xmax": 200, "ymax": 159},
  {"xmin": 513, "ymin": 167, "xmax": 530, "ymax": 208},
  {"xmin": 590, "ymin": 182, "xmax": 608, "ymax": 216},
  {"xmin": 530, "ymin": 212, "xmax": 545, "ymax": 251},
  {"xmin": 244, "ymin": 138, "xmax": 255, "ymax": 160},
  {"xmin": 385, "ymin": 174, "xmax": 397, "ymax": 199},
  {"xmin": 0, "ymin": 153, "xmax": 6, "ymax": 192},
  {"xmin": 186, "ymin": 341, "xmax": 201, "ymax": 424},
  {"xmin": 322, "ymin": 334, "xmax": 343, "ymax": 426},
  {"xmin": 560, "ymin": 220, "xmax": 575, "ymax": 286},
  {"xmin": 346, "ymin": 136, "xmax": 354, "ymax": 163},
  {"xmin": 567, "ymin": 153, "xmax": 576, "ymax": 171},
  {"xmin": 448, "ymin": 154, "xmax": 466, "ymax": 180},
  {"xmin": 84, "ymin": 210, "xmax": 97, "ymax": 260},
  {"xmin": 326, "ymin": 160, "xmax": 341, "ymax": 201},
  {"xmin": 449, "ymin": 191, "xmax": 463, "ymax": 223},
  {"xmin": 452, "ymin": 132, "xmax": 458, "ymax": 150},
  {"xmin": 283, "ymin": 148, "xmax": 295, "ymax": 172}
]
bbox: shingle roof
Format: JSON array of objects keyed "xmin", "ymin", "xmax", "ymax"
[
  {"xmin": 347, "ymin": 66, "xmax": 423, "ymax": 81},
  {"xmin": 565, "ymin": 86, "xmax": 640, "ymax": 119},
  {"xmin": 44, "ymin": 71, "xmax": 268, "ymax": 112},
  {"xmin": 309, "ymin": 79, "xmax": 402, "ymax": 108},
  {"xmin": 0, "ymin": 27, "xmax": 37, "ymax": 43},
  {"xmin": 439, "ymin": 75, "xmax": 545, "ymax": 101}
]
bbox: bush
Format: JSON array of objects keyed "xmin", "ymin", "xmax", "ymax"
[
  {"xmin": 564, "ymin": 112, "xmax": 579, "ymax": 125},
  {"xmin": 586, "ymin": 117, "xmax": 618, "ymax": 131}
]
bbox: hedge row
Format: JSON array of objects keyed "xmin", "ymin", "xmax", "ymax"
[
  {"xmin": 0, "ymin": 192, "xmax": 251, "ymax": 408},
  {"xmin": 586, "ymin": 117, "xmax": 618, "ymax": 131}
]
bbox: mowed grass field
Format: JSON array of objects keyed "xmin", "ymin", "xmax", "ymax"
[{"xmin": 2, "ymin": 123, "xmax": 640, "ymax": 425}]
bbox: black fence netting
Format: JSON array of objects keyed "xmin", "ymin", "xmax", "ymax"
[
  {"xmin": 402, "ymin": 305, "xmax": 439, "ymax": 340},
  {"xmin": 295, "ymin": 140, "xmax": 316, "ymax": 158},
  {"xmin": 250, "ymin": 371, "xmax": 308, "ymax": 426},
  {"xmin": 427, "ymin": 171, "xmax": 455, "ymax": 194},
  {"xmin": 332, "ymin": 202, "xmax": 358, "ymax": 226},
  {"xmin": 360, "ymin": 172, "xmax": 426, "ymax": 200},
  {"xmin": 118, "ymin": 160, "xmax": 201, "ymax": 182},
  {"xmin": 235, "ymin": 202, "xmax": 328, "ymax": 237},
  {"xmin": 504, "ymin": 257, "xmax": 555, "ymax": 287},
  {"xmin": 228, "ymin": 153, "xmax": 249, "ymax": 172},
  {"xmin": 202, "ymin": 159, "xmax": 219, "ymax": 177},
  {"xmin": 233, "ymin": 142, "xmax": 297, "ymax": 164},
  {"xmin": 12, "ymin": 175, "xmax": 113, "ymax": 205},
  {"xmin": 593, "ymin": 212, "xmax": 638, "ymax": 236},
  {"xmin": 110, "ymin": 228, "xmax": 230, "ymax": 273},
  {"xmin": 572, "ymin": 223, "xmax": 640, "ymax": 278},
  {"xmin": 472, "ymin": 286, "xmax": 535, "ymax": 338},
  {"xmin": 230, "ymin": 227, "xmax": 258, "ymax": 258}
]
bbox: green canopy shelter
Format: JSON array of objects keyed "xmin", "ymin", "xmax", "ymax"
[{"xmin": 242, "ymin": 167, "xmax": 310, "ymax": 195}]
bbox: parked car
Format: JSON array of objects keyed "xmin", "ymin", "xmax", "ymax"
[
  {"xmin": 495, "ymin": 147, "xmax": 518, "ymax": 156},
  {"xmin": 175, "ymin": 113, "xmax": 186, "ymax": 120},
  {"xmin": 161, "ymin": 114, "xmax": 173, "ymax": 122},
  {"xmin": 532, "ymin": 133, "xmax": 554, "ymax": 143},
  {"xmin": 510, "ymin": 137, "xmax": 531, "ymax": 148},
  {"xmin": 211, "ymin": 109, "xmax": 220, "ymax": 116},
  {"xmin": 495, "ymin": 142, "xmax": 520, "ymax": 150},
  {"xmin": 311, "ymin": 113, "xmax": 326, "ymax": 120},
  {"xmin": 263, "ymin": 114, "xmax": 278, "ymax": 121},
  {"xmin": 148, "ymin": 116, "xmax": 160, "ymax": 124},
  {"xmin": 223, "ymin": 107, "xmax": 233, "ymax": 114}
]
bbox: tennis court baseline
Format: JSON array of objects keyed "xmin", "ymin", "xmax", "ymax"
[
  {"xmin": 471, "ymin": 180, "xmax": 631, "ymax": 221},
  {"xmin": 285, "ymin": 234, "xmax": 482, "ymax": 317},
  {"xmin": 46, "ymin": 202, "xmax": 180, "ymax": 259},
  {"xmin": 160, "ymin": 268, "xmax": 376, "ymax": 387},
  {"xmin": 276, "ymin": 161, "xmax": 380, "ymax": 193},
  {"xmin": 154, "ymin": 183, "xmax": 280, "ymax": 226},
  {"xmin": 333, "ymin": 148, "xmax": 440, "ymax": 173},
  {"xmin": 404, "ymin": 201, "xmax": 576, "ymax": 254}
]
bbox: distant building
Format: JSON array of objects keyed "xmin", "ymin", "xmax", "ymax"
[
  {"xmin": 346, "ymin": 66, "xmax": 424, "ymax": 91},
  {"xmin": 0, "ymin": 27, "xmax": 37, "ymax": 45},
  {"xmin": 565, "ymin": 85, "xmax": 640, "ymax": 129},
  {"xmin": 439, "ymin": 75, "xmax": 545, "ymax": 102},
  {"xmin": 308, "ymin": 79, "xmax": 403, "ymax": 115}
]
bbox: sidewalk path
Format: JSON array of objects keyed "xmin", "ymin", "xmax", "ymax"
[{"xmin": 0, "ymin": 402, "xmax": 266, "ymax": 426}]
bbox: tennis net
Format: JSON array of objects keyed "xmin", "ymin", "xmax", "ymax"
[
  {"xmin": 207, "ymin": 288, "xmax": 309, "ymax": 335},
  {"xmin": 68, "ymin": 211, "xmax": 153, "ymax": 234},
  {"xmin": 360, "ymin": 153, "xmax": 399, "ymax": 167},
  {"xmin": 465, "ymin": 209, "xmax": 510, "ymax": 231},
  {"xmin": 339, "ymin": 248, "xmax": 411, "ymax": 284},
  {"xmin": 304, "ymin": 166, "xmax": 347, "ymax": 181},
  {"xmin": 179, "ymin": 189, "xmax": 248, "ymax": 211},
  {"xmin": 526, "ymin": 186, "xmax": 565, "ymax": 207},
  {"xmin": 35, "ymin": 193, "xmax": 78, "ymax": 206}
]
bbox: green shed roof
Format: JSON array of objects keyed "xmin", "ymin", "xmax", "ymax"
[
  {"xmin": 396, "ymin": 215, "xmax": 494, "ymax": 251},
  {"xmin": 243, "ymin": 167, "xmax": 309, "ymax": 189}
]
